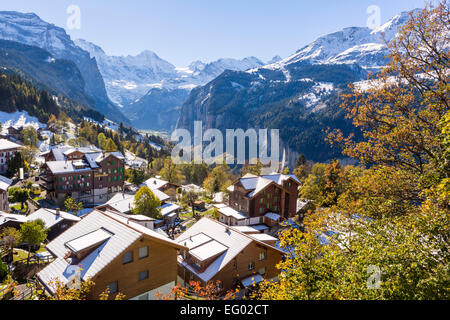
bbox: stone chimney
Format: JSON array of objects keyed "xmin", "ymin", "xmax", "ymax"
[{"xmin": 56, "ymin": 208, "xmax": 60, "ymax": 217}]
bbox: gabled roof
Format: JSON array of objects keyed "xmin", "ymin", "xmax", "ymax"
[
  {"xmin": 142, "ymin": 177, "xmax": 169, "ymax": 190},
  {"xmin": 46, "ymin": 161, "xmax": 92, "ymax": 174},
  {"xmin": 151, "ymin": 188, "xmax": 171, "ymax": 202},
  {"xmin": 83, "ymin": 152, "xmax": 103, "ymax": 169},
  {"xmin": 0, "ymin": 175, "xmax": 12, "ymax": 191},
  {"xmin": 262, "ymin": 173, "xmax": 301, "ymax": 186},
  {"xmin": 37, "ymin": 209, "xmax": 185, "ymax": 294},
  {"xmin": 231, "ymin": 173, "xmax": 301, "ymax": 199},
  {"xmin": 264, "ymin": 212, "xmax": 281, "ymax": 221},
  {"xmin": 0, "ymin": 139, "xmax": 21, "ymax": 151},
  {"xmin": 105, "ymin": 193, "xmax": 135, "ymax": 213},
  {"xmin": 159, "ymin": 203, "xmax": 181, "ymax": 217},
  {"xmin": 214, "ymin": 204, "xmax": 248, "ymax": 220},
  {"xmin": 100, "ymin": 210, "xmax": 185, "ymax": 250},
  {"xmin": 0, "ymin": 211, "xmax": 28, "ymax": 225},
  {"xmin": 176, "ymin": 217, "xmax": 284, "ymax": 283},
  {"xmin": 27, "ymin": 208, "xmax": 81, "ymax": 229}
]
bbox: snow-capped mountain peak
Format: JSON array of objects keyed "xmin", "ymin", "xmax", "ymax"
[{"xmin": 262, "ymin": 9, "xmax": 419, "ymax": 74}]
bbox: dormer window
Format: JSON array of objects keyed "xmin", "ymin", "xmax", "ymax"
[{"xmin": 64, "ymin": 228, "xmax": 113, "ymax": 262}]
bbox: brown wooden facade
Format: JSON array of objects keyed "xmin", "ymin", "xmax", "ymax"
[
  {"xmin": 88, "ymin": 236, "xmax": 182, "ymax": 300},
  {"xmin": 228, "ymin": 176, "xmax": 300, "ymax": 220},
  {"xmin": 42, "ymin": 153, "xmax": 125, "ymax": 204},
  {"xmin": 178, "ymin": 240, "xmax": 283, "ymax": 292}
]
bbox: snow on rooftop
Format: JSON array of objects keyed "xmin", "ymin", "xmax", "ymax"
[
  {"xmin": 231, "ymin": 226, "xmax": 261, "ymax": 234},
  {"xmin": 38, "ymin": 210, "xmax": 184, "ymax": 293},
  {"xmin": 0, "ymin": 138, "xmax": 22, "ymax": 151},
  {"xmin": 251, "ymin": 224, "xmax": 270, "ymax": 231},
  {"xmin": 217, "ymin": 205, "xmax": 248, "ymax": 220},
  {"xmin": 189, "ymin": 240, "xmax": 228, "ymax": 262},
  {"xmin": 0, "ymin": 212, "xmax": 28, "ymax": 225},
  {"xmin": 65, "ymin": 228, "xmax": 113, "ymax": 253},
  {"xmin": 0, "ymin": 175, "xmax": 12, "ymax": 191},
  {"xmin": 180, "ymin": 233, "xmax": 213, "ymax": 250},
  {"xmin": 142, "ymin": 177, "xmax": 168, "ymax": 190},
  {"xmin": 46, "ymin": 161, "xmax": 92, "ymax": 174},
  {"xmin": 248, "ymin": 233, "xmax": 278, "ymax": 242},
  {"xmin": 105, "ymin": 193, "xmax": 135, "ymax": 213},
  {"xmin": 264, "ymin": 212, "xmax": 281, "ymax": 221},
  {"xmin": 27, "ymin": 208, "xmax": 80, "ymax": 229},
  {"xmin": 159, "ymin": 203, "xmax": 181, "ymax": 217},
  {"xmin": 176, "ymin": 218, "xmax": 252, "ymax": 282}
]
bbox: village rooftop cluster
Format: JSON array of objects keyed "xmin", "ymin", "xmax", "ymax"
[{"xmin": 0, "ymin": 118, "xmax": 307, "ymax": 300}]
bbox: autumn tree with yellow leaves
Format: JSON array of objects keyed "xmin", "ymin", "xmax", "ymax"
[{"xmin": 256, "ymin": 1, "xmax": 449, "ymax": 300}]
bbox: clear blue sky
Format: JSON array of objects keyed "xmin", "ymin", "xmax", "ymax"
[{"xmin": 1, "ymin": 0, "xmax": 429, "ymax": 66}]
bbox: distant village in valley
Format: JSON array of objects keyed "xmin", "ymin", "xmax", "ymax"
[{"xmin": 0, "ymin": 113, "xmax": 310, "ymax": 300}]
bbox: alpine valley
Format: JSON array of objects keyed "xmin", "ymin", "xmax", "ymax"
[{"xmin": 0, "ymin": 9, "xmax": 416, "ymax": 166}]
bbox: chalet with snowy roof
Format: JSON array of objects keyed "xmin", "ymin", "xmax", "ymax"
[
  {"xmin": 217, "ymin": 173, "xmax": 301, "ymax": 227},
  {"xmin": 27, "ymin": 208, "xmax": 81, "ymax": 241},
  {"xmin": 41, "ymin": 150, "xmax": 126, "ymax": 206},
  {"xmin": 141, "ymin": 177, "xmax": 180, "ymax": 202},
  {"xmin": 0, "ymin": 139, "xmax": 22, "ymax": 175},
  {"xmin": 176, "ymin": 217, "xmax": 284, "ymax": 292},
  {"xmin": 36, "ymin": 209, "xmax": 187, "ymax": 300},
  {"xmin": 0, "ymin": 211, "xmax": 28, "ymax": 230},
  {"xmin": 41, "ymin": 145, "xmax": 103, "ymax": 162}
]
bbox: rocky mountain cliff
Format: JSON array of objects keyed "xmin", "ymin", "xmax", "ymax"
[
  {"xmin": 177, "ymin": 10, "xmax": 416, "ymax": 166},
  {"xmin": 0, "ymin": 11, "xmax": 128, "ymax": 123}
]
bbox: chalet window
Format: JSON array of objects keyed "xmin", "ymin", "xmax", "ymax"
[
  {"xmin": 248, "ymin": 262, "xmax": 255, "ymax": 270},
  {"xmin": 139, "ymin": 246, "xmax": 148, "ymax": 259},
  {"xmin": 138, "ymin": 270, "xmax": 149, "ymax": 281},
  {"xmin": 107, "ymin": 281, "xmax": 118, "ymax": 294},
  {"xmin": 259, "ymin": 208, "xmax": 263, "ymax": 214},
  {"xmin": 259, "ymin": 252, "xmax": 267, "ymax": 261},
  {"xmin": 259, "ymin": 267, "xmax": 266, "ymax": 275},
  {"xmin": 122, "ymin": 251, "xmax": 133, "ymax": 264}
]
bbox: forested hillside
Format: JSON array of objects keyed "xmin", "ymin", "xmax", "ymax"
[{"xmin": 0, "ymin": 71, "xmax": 104, "ymax": 124}]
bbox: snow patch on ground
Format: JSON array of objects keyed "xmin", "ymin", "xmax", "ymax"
[
  {"xmin": 83, "ymin": 117, "xmax": 119, "ymax": 132},
  {"xmin": 298, "ymin": 82, "xmax": 334, "ymax": 108},
  {"xmin": 0, "ymin": 111, "xmax": 46, "ymax": 135}
]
